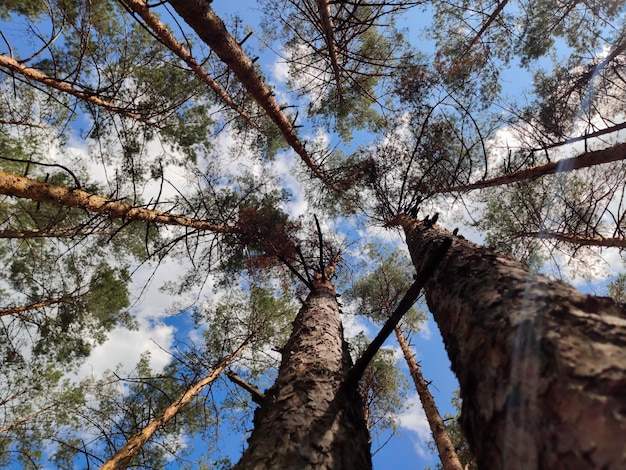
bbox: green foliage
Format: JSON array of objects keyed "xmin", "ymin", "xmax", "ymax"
[
  {"xmin": 350, "ymin": 333, "xmax": 410, "ymax": 440},
  {"xmin": 429, "ymin": 0, "xmax": 626, "ymax": 91},
  {"xmin": 347, "ymin": 244, "xmax": 427, "ymax": 333},
  {"xmin": 426, "ymin": 390, "xmax": 477, "ymax": 470},
  {"xmin": 0, "ymin": 0, "xmax": 45, "ymax": 19},
  {"xmin": 607, "ymin": 273, "xmax": 626, "ymax": 305},
  {"xmin": 263, "ymin": 0, "xmax": 409, "ymax": 141},
  {"xmin": 0, "ymin": 0, "xmax": 624, "ymax": 467},
  {"xmin": 196, "ymin": 284, "xmax": 297, "ymax": 376},
  {"xmin": 0, "ymin": 353, "xmax": 224, "ymax": 469}
]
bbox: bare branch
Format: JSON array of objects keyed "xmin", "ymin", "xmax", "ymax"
[
  {"xmin": 0, "ymin": 170, "xmax": 233, "ymax": 233},
  {"xmin": 436, "ymin": 142, "xmax": 626, "ymax": 194},
  {"xmin": 0, "ymin": 54, "xmax": 154, "ymax": 125},
  {"xmin": 517, "ymin": 231, "xmax": 626, "ymax": 249}
]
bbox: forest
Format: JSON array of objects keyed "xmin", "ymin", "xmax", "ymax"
[{"xmin": 0, "ymin": 0, "xmax": 625, "ymax": 469}]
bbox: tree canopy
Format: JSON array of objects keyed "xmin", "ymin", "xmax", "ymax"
[{"xmin": 1, "ymin": 0, "xmax": 625, "ymax": 468}]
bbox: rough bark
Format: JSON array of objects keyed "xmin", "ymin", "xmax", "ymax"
[
  {"xmin": 397, "ymin": 215, "xmax": 626, "ymax": 469},
  {"xmin": 100, "ymin": 341, "xmax": 248, "ymax": 470},
  {"xmin": 166, "ymin": 0, "xmax": 332, "ymax": 186},
  {"xmin": 0, "ymin": 170, "xmax": 232, "ymax": 233},
  {"xmin": 436, "ymin": 142, "xmax": 626, "ymax": 194},
  {"xmin": 394, "ymin": 327, "xmax": 463, "ymax": 470},
  {"xmin": 233, "ymin": 278, "xmax": 371, "ymax": 469}
]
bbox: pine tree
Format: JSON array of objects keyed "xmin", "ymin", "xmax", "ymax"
[{"xmin": 1, "ymin": 0, "xmax": 625, "ymax": 468}]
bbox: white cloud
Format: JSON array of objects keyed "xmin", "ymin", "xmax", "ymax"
[
  {"xmin": 273, "ymin": 58, "xmax": 289, "ymax": 84},
  {"xmin": 77, "ymin": 319, "xmax": 175, "ymax": 378},
  {"xmin": 273, "ymin": 149, "xmax": 308, "ymax": 218},
  {"xmin": 418, "ymin": 320, "xmax": 433, "ymax": 341},
  {"xmin": 341, "ymin": 312, "xmax": 373, "ymax": 339},
  {"xmin": 397, "ymin": 392, "xmax": 432, "ymax": 457}
]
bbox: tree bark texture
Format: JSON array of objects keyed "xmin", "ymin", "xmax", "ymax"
[
  {"xmin": 394, "ymin": 327, "xmax": 464, "ymax": 470},
  {"xmin": 398, "ymin": 215, "xmax": 626, "ymax": 470},
  {"xmin": 233, "ymin": 279, "xmax": 371, "ymax": 469}
]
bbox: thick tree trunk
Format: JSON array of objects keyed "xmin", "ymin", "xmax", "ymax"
[
  {"xmin": 394, "ymin": 327, "xmax": 464, "ymax": 470},
  {"xmin": 397, "ymin": 215, "xmax": 626, "ymax": 470},
  {"xmin": 233, "ymin": 278, "xmax": 371, "ymax": 469}
]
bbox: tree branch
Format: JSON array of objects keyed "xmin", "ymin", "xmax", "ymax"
[
  {"xmin": 435, "ymin": 142, "xmax": 626, "ymax": 194},
  {"xmin": 119, "ymin": 0, "xmax": 262, "ymax": 132},
  {"xmin": 226, "ymin": 370, "xmax": 265, "ymax": 404},
  {"xmin": 0, "ymin": 170, "xmax": 233, "ymax": 234},
  {"xmin": 517, "ymin": 231, "xmax": 626, "ymax": 249},
  {"xmin": 100, "ymin": 341, "xmax": 248, "ymax": 470},
  {"xmin": 344, "ymin": 237, "xmax": 452, "ymax": 387},
  {"xmin": 166, "ymin": 0, "xmax": 334, "ymax": 188},
  {"xmin": 0, "ymin": 54, "xmax": 154, "ymax": 125}
]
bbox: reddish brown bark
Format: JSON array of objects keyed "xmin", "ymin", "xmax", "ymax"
[
  {"xmin": 0, "ymin": 55, "xmax": 152, "ymax": 124},
  {"xmin": 395, "ymin": 215, "xmax": 626, "ymax": 469},
  {"xmin": 0, "ymin": 296, "xmax": 72, "ymax": 317},
  {"xmin": 166, "ymin": 0, "xmax": 331, "ymax": 186},
  {"xmin": 437, "ymin": 142, "xmax": 626, "ymax": 194},
  {"xmin": 0, "ymin": 170, "xmax": 232, "ymax": 233},
  {"xmin": 120, "ymin": 0, "xmax": 261, "ymax": 132},
  {"xmin": 0, "ymin": 227, "xmax": 112, "ymax": 238},
  {"xmin": 394, "ymin": 327, "xmax": 463, "ymax": 470},
  {"xmin": 233, "ymin": 278, "xmax": 371, "ymax": 469},
  {"xmin": 100, "ymin": 341, "xmax": 248, "ymax": 470},
  {"xmin": 315, "ymin": 0, "xmax": 343, "ymax": 99}
]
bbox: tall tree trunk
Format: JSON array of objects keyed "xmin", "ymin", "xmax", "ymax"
[
  {"xmin": 100, "ymin": 341, "xmax": 248, "ymax": 470},
  {"xmin": 166, "ymin": 0, "xmax": 332, "ymax": 187},
  {"xmin": 396, "ymin": 215, "xmax": 626, "ymax": 470},
  {"xmin": 315, "ymin": 0, "xmax": 343, "ymax": 98},
  {"xmin": 234, "ymin": 278, "xmax": 371, "ymax": 469},
  {"xmin": 119, "ymin": 0, "xmax": 262, "ymax": 132},
  {"xmin": 394, "ymin": 327, "xmax": 464, "ymax": 470}
]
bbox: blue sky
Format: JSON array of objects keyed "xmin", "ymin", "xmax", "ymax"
[{"xmin": 1, "ymin": 1, "xmax": 624, "ymax": 469}]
